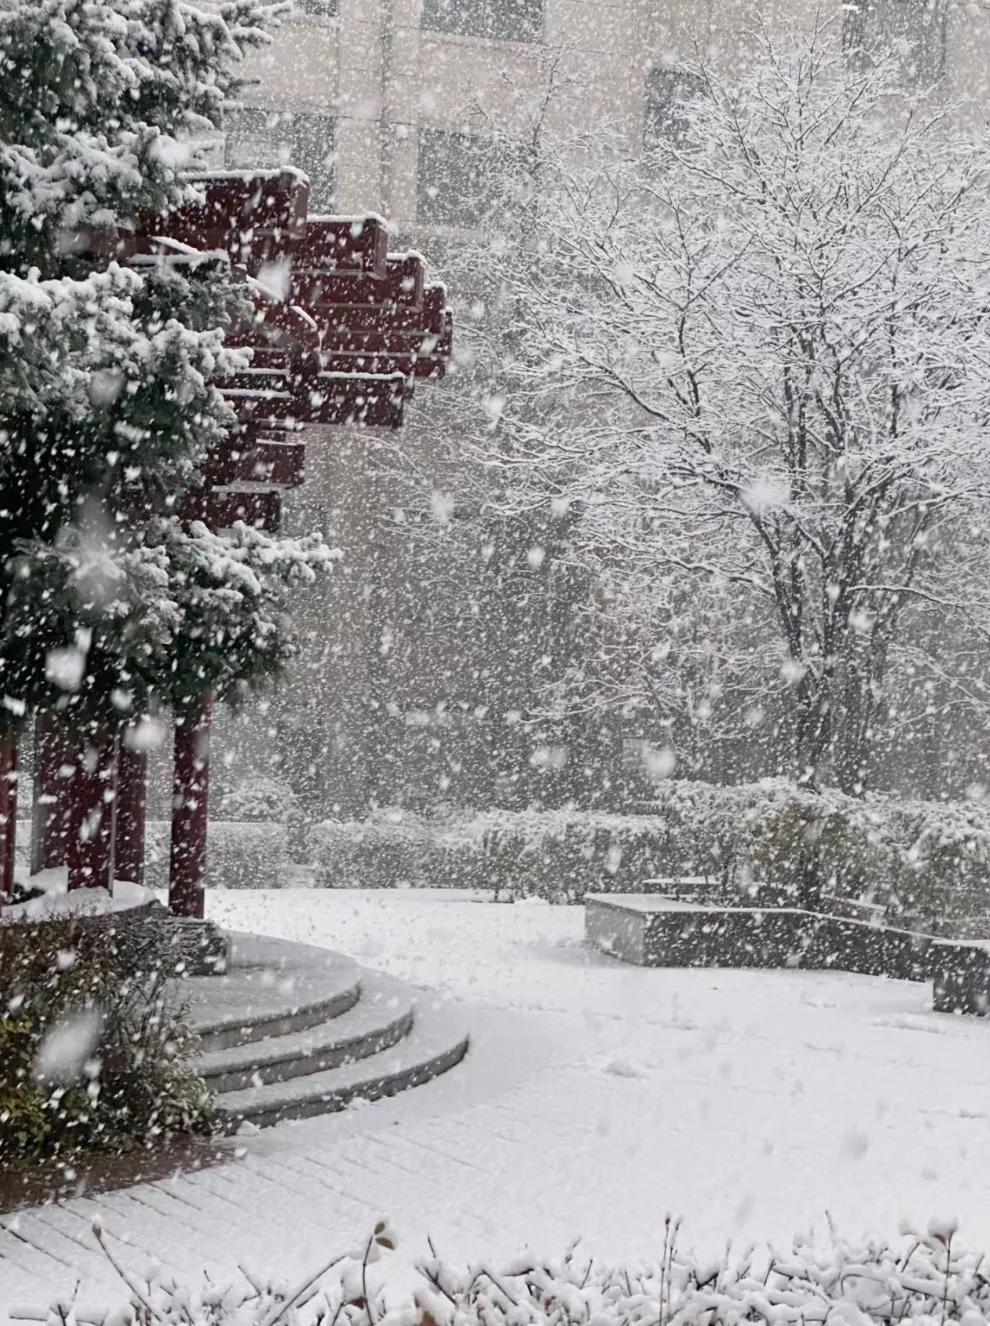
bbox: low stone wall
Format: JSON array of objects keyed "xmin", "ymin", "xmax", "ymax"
[
  {"xmin": 585, "ymin": 895, "xmax": 651, "ymax": 964},
  {"xmin": 586, "ymin": 895, "xmax": 988, "ymax": 1014},
  {"xmin": 651, "ymin": 908, "xmax": 933, "ymax": 982},
  {"xmin": 931, "ymin": 939, "xmax": 990, "ymax": 1015}
]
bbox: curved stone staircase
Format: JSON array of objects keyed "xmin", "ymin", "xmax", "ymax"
[{"xmin": 181, "ymin": 932, "xmax": 469, "ymax": 1129}]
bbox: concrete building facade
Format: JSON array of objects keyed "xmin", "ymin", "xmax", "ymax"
[{"xmin": 228, "ymin": 0, "xmax": 987, "ymax": 232}]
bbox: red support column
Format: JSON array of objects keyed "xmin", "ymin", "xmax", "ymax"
[
  {"xmin": 114, "ymin": 732, "xmax": 148, "ymax": 887},
  {"xmin": 169, "ymin": 694, "xmax": 212, "ymax": 919},
  {"xmin": 0, "ymin": 729, "xmax": 18, "ymax": 904},
  {"xmin": 66, "ymin": 723, "xmax": 116, "ymax": 891},
  {"xmin": 31, "ymin": 710, "xmax": 70, "ymax": 873}
]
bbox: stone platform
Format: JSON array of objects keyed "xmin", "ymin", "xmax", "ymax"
[{"xmin": 184, "ymin": 932, "xmax": 469, "ymax": 1128}]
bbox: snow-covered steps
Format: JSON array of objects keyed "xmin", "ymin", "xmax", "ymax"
[
  {"xmin": 213, "ymin": 999, "xmax": 470, "ymax": 1129},
  {"xmin": 198, "ymin": 972, "xmax": 415, "ymax": 1093},
  {"xmin": 184, "ymin": 933, "xmax": 362, "ymax": 1052},
  {"xmin": 185, "ymin": 931, "xmax": 469, "ymax": 1128}
]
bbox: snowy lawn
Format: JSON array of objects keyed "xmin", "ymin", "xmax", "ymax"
[
  {"xmin": 212, "ymin": 889, "xmax": 990, "ymax": 1252},
  {"xmin": 3, "ymin": 886, "xmax": 989, "ymax": 1318}
]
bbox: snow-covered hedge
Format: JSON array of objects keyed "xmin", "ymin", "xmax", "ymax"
[
  {"xmin": 216, "ymin": 776, "xmax": 300, "ymax": 824},
  {"xmin": 161, "ymin": 784, "xmax": 990, "ymax": 928},
  {"xmin": 470, "ymin": 783, "xmax": 990, "ymax": 929},
  {"xmin": 14, "ymin": 781, "xmax": 987, "ymax": 930},
  {"xmin": 310, "ymin": 811, "xmax": 486, "ymax": 890},
  {"xmin": 144, "ymin": 821, "xmax": 289, "ymax": 891},
  {"xmin": 19, "ymin": 1217, "xmax": 989, "ymax": 1326}
]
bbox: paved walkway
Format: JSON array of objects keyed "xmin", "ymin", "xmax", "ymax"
[{"xmin": 3, "ymin": 889, "xmax": 990, "ymax": 1319}]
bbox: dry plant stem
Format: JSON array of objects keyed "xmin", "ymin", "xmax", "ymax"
[
  {"xmin": 943, "ymin": 1234, "xmax": 954, "ymax": 1325},
  {"xmin": 362, "ymin": 1234, "xmax": 377, "ymax": 1326},
  {"xmin": 259, "ymin": 1252, "xmax": 349, "ymax": 1326},
  {"xmin": 94, "ymin": 1223, "xmax": 160, "ymax": 1322}
]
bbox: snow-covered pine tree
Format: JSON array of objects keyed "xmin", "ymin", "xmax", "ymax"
[{"xmin": 0, "ymin": 0, "xmax": 329, "ymax": 741}]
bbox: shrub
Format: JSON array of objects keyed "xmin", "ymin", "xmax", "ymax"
[
  {"xmin": 0, "ymin": 915, "xmax": 212, "ymax": 1163},
  {"xmin": 217, "ymin": 776, "xmax": 300, "ymax": 823},
  {"xmin": 310, "ymin": 811, "xmax": 486, "ymax": 890},
  {"xmin": 144, "ymin": 820, "xmax": 288, "ymax": 890},
  {"xmin": 475, "ymin": 809, "xmax": 675, "ymax": 903},
  {"xmin": 19, "ymin": 1217, "xmax": 990, "ymax": 1326},
  {"xmin": 465, "ymin": 782, "xmax": 990, "ymax": 927}
]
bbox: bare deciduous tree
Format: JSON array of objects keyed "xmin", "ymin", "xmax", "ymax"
[{"xmin": 473, "ymin": 23, "xmax": 990, "ymax": 793}]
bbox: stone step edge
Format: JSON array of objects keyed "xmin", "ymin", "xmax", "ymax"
[
  {"xmin": 213, "ymin": 1004, "xmax": 470, "ymax": 1129},
  {"xmin": 197, "ymin": 970, "xmax": 411, "ymax": 1073},
  {"xmin": 191, "ymin": 977, "xmax": 362, "ymax": 1054},
  {"xmin": 198, "ymin": 987, "xmax": 415, "ymax": 1093}
]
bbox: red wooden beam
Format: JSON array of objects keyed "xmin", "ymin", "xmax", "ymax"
[
  {"xmin": 31, "ymin": 710, "xmax": 70, "ymax": 872},
  {"xmin": 114, "ymin": 735, "xmax": 147, "ymax": 887},
  {"xmin": 292, "ymin": 253, "xmax": 425, "ymax": 309},
  {"xmin": 215, "ymin": 368, "xmax": 303, "ymax": 394},
  {"xmin": 141, "ymin": 171, "xmax": 310, "ymax": 275},
  {"xmin": 227, "ymin": 395, "xmax": 405, "ymax": 429},
  {"xmin": 232, "ymin": 346, "xmax": 447, "ymax": 379},
  {"xmin": 311, "ymin": 328, "xmax": 447, "ymax": 357},
  {"xmin": 325, "ymin": 353, "xmax": 448, "ymax": 379},
  {"xmin": 294, "ymin": 216, "xmax": 389, "ymax": 273},
  {"xmin": 65, "ymin": 723, "xmax": 116, "ymax": 892},
  {"xmin": 230, "ymin": 300, "xmax": 321, "ymax": 351},
  {"xmin": 227, "ymin": 348, "xmax": 293, "ymax": 370},
  {"xmin": 308, "ymin": 286, "xmax": 448, "ymax": 335},
  {"xmin": 202, "ymin": 436, "xmax": 305, "ymax": 487},
  {"xmin": 224, "ymin": 373, "xmax": 409, "ymax": 429},
  {"xmin": 314, "ymin": 307, "xmax": 452, "ymax": 360},
  {"xmin": 181, "ymin": 487, "xmax": 283, "ymax": 530}
]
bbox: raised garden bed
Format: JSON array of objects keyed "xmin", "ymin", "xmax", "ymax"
[{"xmin": 586, "ymin": 893, "xmax": 990, "ymax": 1015}]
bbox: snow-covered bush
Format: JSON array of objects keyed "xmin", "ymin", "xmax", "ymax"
[
  {"xmin": 468, "ymin": 783, "xmax": 990, "ymax": 927},
  {"xmin": 476, "ymin": 809, "xmax": 677, "ymax": 903},
  {"xmin": 311, "ymin": 811, "xmax": 483, "ymax": 890},
  {"xmin": 130, "ymin": 789, "xmax": 990, "ymax": 931},
  {"xmin": 0, "ymin": 916, "xmax": 210, "ymax": 1162},
  {"xmin": 20, "ymin": 1218, "xmax": 990, "ymax": 1326},
  {"xmin": 145, "ymin": 820, "xmax": 288, "ymax": 891},
  {"xmin": 875, "ymin": 798, "xmax": 990, "ymax": 935},
  {"xmin": 217, "ymin": 776, "xmax": 300, "ymax": 824}
]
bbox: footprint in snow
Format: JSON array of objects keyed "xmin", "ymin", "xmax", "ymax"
[{"xmin": 604, "ymin": 1058, "xmax": 650, "ymax": 1079}]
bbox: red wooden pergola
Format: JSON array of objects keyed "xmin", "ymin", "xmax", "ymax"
[{"xmin": 0, "ymin": 170, "xmax": 452, "ymax": 917}]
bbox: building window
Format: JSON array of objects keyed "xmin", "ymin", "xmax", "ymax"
[
  {"xmin": 417, "ymin": 129, "xmax": 505, "ymax": 226},
  {"xmin": 644, "ymin": 67, "xmax": 705, "ymax": 148},
  {"xmin": 225, "ymin": 108, "xmax": 335, "ymax": 211},
  {"xmin": 843, "ymin": 0, "xmax": 946, "ymax": 88},
  {"xmin": 421, "ymin": 0, "xmax": 542, "ymax": 43}
]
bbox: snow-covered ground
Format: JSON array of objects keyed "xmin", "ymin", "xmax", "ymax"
[{"xmin": 3, "ymin": 887, "xmax": 990, "ymax": 1317}]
